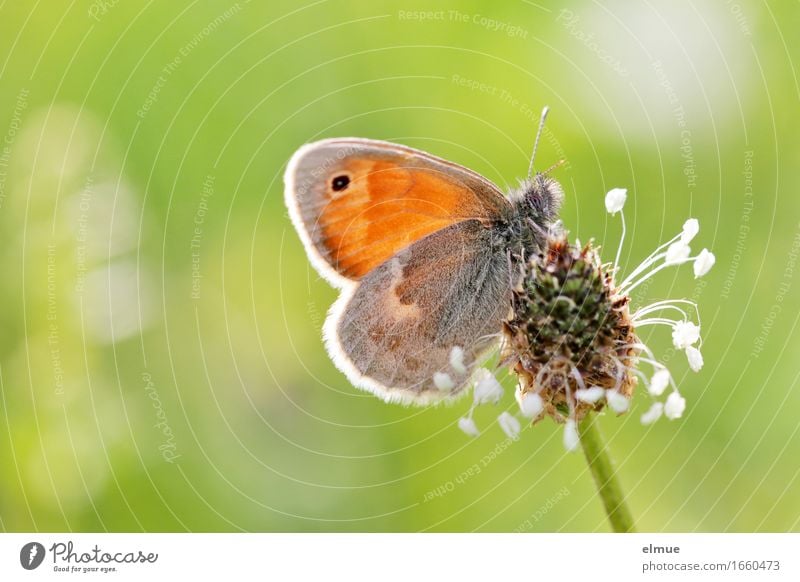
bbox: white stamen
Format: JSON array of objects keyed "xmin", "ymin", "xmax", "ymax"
[
  {"xmin": 648, "ymin": 369, "xmax": 671, "ymax": 396},
  {"xmin": 449, "ymin": 346, "xmax": 467, "ymax": 375},
  {"xmin": 664, "ymin": 392, "xmax": 687, "ymax": 419},
  {"xmin": 637, "ymin": 360, "xmax": 679, "ymax": 394},
  {"xmin": 636, "ymin": 317, "xmax": 682, "ymax": 327},
  {"xmin": 618, "ymin": 341, "xmax": 656, "ymax": 361},
  {"xmin": 575, "ymin": 386, "xmax": 606, "ymax": 403},
  {"xmin": 518, "ymin": 391, "xmax": 544, "ymax": 418},
  {"xmin": 473, "ymin": 368, "xmax": 504, "ymax": 405},
  {"xmin": 605, "ymin": 187, "xmax": 627, "ymax": 214},
  {"xmin": 564, "ymin": 366, "xmax": 578, "ymax": 416},
  {"xmin": 633, "ymin": 303, "xmax": 688, "ymax": 323},
  {"xmin": 681, "ymin": 218, "xmax": 699, "ymax": 244},
  {"xmin": 632, "ymin": 368, "xmax": 652, "ymax": 392},
  {"xmin": 621, "ymin": 252, "xmax": 694, "ymax": 295},
  {"xmin": 614, "ymin": 209, "xmax": 626, "ymax": 274},
  {"xmin": 498, "ymin": 412, "xmax": 522, "ymax": 439},
  {"xmin": 672, "ymin": 320, "xmax": 701, "ymax": 349},
  {"xmin": 433, "ymin": 372, "xmax": 454, "ymax": 391},
  {"xmin": 686, "ymin": 346, "xmax": 704, "ymax": 372},
  {"xmin": 618, "ymin": 232, "xmax": 682, "ymax": 288},
  {"xmin": 563, "ymin": 418, "xmax": 580, "ymax": 452},
  {"xmin": 640, "ymin": 402, "xmax": 664, "ymax": 425},
  {"xmin": 458, "ymin": 416, "xmax": 480, "ymax": 437},
  {"xmin": 665, "ymin": 241, "xmax": 691, "ymax": 264},
  {"xmin": 633, "ymin": 299, "xmax": 700, "ymax": 325},
  {"xmin": 606, "ymin": 389, "xmax": 630, "ymax": 413},
  {"xmin": 693, "ymin": 249, "xmax": 716, "ymax": 278}
]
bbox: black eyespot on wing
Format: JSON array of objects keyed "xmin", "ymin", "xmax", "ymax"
[{"xmin": 331, "ymin": 174, "xmax": 350, "ymax": 191}]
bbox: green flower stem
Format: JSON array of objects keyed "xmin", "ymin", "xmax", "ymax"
[{"xmin": 578, "ymin": 413, "xmax": 636, "ymax": 533}]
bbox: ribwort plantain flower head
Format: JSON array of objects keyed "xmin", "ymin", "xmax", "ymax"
[
  {"xmin": 502, "ymin": 234, "xmax": 639, "ymax": 423},
  {"xmin": 457, "ymin": 187, "xmax": 715, "ymax": 451}
]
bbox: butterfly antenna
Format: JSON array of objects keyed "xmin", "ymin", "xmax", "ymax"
[
  {"xmin": 527, "ymin": 105, "xmax": 550, "ymax": 179},
  {"xmin": 542, "ymin": 158, "xmax": 567, "ymax": 175}
]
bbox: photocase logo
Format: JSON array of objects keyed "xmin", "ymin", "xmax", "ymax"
[{"xmin": 20, "ymin": 542, "xmax": 46, "ymax": 570}]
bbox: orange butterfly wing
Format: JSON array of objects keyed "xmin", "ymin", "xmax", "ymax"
[{"xmin": 284, "ymin": 138, "xmax": 510, "ymax": 285}]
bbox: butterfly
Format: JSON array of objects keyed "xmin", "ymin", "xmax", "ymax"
[{"xmin": 284, "ymin": 108, "xmax": 564, "ymax": 405}]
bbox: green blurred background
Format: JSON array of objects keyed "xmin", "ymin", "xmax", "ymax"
[{"xmin": 1, "ymin": 0, "xmax": 798, "ymax": 532}]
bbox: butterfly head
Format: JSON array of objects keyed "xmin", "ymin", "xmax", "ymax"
[
  {"xmin": 517, "ymin": 172, "xmax": 563, "ymax": 226},
  {"xmin": 504, "ymin": 172, "xmax": 564, "ymax": 258}
]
